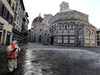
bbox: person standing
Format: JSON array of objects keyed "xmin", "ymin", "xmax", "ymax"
[{"xmin": 7, "ymin": 40, "xmax": 21, "ymax": 72}]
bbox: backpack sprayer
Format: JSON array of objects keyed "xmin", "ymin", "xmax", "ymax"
[{"xmin": 6, "ymin": 48, "xmax": 27, "ymax": 72}]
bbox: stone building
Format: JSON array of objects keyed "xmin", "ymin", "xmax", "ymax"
[
  {"xmin": 0, "ymin": 0, "xmax": 14, "ymax": 45},
  {"xmin": 0, "ymin": 0, "xmax": 29, "ymax": 46},
  {"xmin": 12, "ymin": 0, "xmax": 29, "ymax": 44},
  {"xmin": 96, "ymin": 29, "xmax": 100, "ymax": 46},
  {"xmin": 13, "ymin": 0, "xmax": 24, "ymax": 44},
  {"xmin": 31, "ymin": 15, "xmax": 43, "ymax": 42},
  {"xmin": 32, "ymin": 14, "xmax": 53, "ymax": 44},
  {"xmin": 21, "ymin": 12, "xmax": 29, "ymax": 43},
  {"xmin": 49, "ymin": 1, "xmax": 97, "ymax": 47}
]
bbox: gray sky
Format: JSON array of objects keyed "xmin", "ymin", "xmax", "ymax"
[{"xmin": 23, "ymin": 0, "xmax": 100, "ymax": 29}]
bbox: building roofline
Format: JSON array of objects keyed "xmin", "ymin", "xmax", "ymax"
[{"xmin": 20, "ymin": 0, "xmax": 25, "ymax": 11}]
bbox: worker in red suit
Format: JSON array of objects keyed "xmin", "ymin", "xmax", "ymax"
[{"xmin": 7, "ymin": 40, "xmax": 21, "ymax": 72}]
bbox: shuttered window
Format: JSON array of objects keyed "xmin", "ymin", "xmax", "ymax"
[
  {"xmin": 5, "ymin": 8, "xmax": 8, "ymax": 20},
  {"xmin": 0, "ymin": 2, "xmax": 13, "ymax": 25},
  {"xmin": 11, "ymin": 16, "xmax": 14, "ymax": 25},
  {"xmin": 0, "ymin": 2, "xmax": 4, "ymax": 15},
  {"xmin": 7, "ymin": 12, "xmax": 9, "ymax": 20},
  {"xmin": 3, "ymin": 6, "xmax": 6, "ymax": 19},
  {"xmin": 8, "ymin": 13, "xmax": 11, "ymax": 24}
]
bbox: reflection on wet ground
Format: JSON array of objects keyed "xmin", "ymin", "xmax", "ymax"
[
  {"xmin": 0, "ymin": 42, "xmax": 100, "ymax": 75},
  {"xmin": 13, "ymin": 49, "xmax": 100, "ymax": 75}
]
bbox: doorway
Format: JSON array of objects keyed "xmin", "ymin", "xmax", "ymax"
[
  {"xmin": 50, "ymin": 37, "xmax": 54, "ymax": 45},
  {"xmin": 39, "ymin": 35, "xmax": 41, "ymax": 42},
  {"xmin": 6, "ymin": 31, "xmax": 10, "ymax": 45},
  {"xmin": 39, "ymin": 39, "xmax": 41, "ymax": 42}
]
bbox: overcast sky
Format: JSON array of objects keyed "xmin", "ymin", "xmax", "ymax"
[{"xmin": 23, "ymin": 0, "xmax": 100, "ymax": 29}]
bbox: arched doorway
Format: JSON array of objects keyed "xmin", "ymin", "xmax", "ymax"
[{"xmin": 39, "ymin": 35, "xmax": 41, "ymax": 42}]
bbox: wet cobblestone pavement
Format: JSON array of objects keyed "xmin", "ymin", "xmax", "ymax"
[{"xmin": 0, "ymin": 42, "xmax": 100, "ymax": 75}]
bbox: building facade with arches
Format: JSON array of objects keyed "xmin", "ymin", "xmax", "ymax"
[
  {"xmin": 49, "ymin": 1, "xmax": 97, "ymax": 47},
  {"xmin": 32, "ymin": 14, "xmax": 53, "ymax": 44}
]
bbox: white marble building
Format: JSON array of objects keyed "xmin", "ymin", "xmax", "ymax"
[
  {"xmin": 49, "ymin": 1, "xmax": 97, "ymax": 47},
  {"xmin": 32, "ymin": 14, "xmax": 53, "ymax": 44}
]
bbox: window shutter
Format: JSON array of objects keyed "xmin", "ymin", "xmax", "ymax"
[
  {"xmin": 8, "ymin": 13, "xmax": 11, "ymax": 23},
  {"xmin": 10, "ymin": 14, "xmax": 12, "ymax": 24},
  {"xmin": 3, "ymin": 6, "xmax": 6, "ymax": 19},
  {"xmin": 7, "ymin": 12, "xmax": 9, "ymax": 20},
  {"xmin": 11, "ymin": 16, "xmax": 12, "ymax": 24},
  {"xmin": 5, "ymin": 8, "xmax": 8, "ymax": 20},
  {"xmin": 12, "ymin": 16, "xmax": 14, "ymax": 25},
  {"xmin": 0, "ymin": 2, "xmax": 4, "ymax": 16}
]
